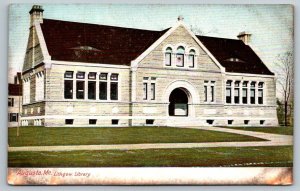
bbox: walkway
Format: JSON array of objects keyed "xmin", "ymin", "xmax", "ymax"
[{"xmin": 8, "ymin": 126, "xmax": 293, "ymax": 152}]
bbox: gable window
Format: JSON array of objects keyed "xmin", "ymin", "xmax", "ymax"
[
  {"xmin": 8, "ymin": 98, "xmax": 14, "ymax": 107},
  {"xmin": 88, "ymin": 72, "xmax": 96, "ymax": 100},
  {"xmin": 226, "ymin": 80, "xmax": 232, "ymax": 103},
  {"xmin": 176, "ymin": 46, "xmax": 185, "ymax": 67},
  {"xmin": 64, "ymin": 71, "xmax": 73, "ymax": 99},
  {"xmin": 250, "ymin": 82, "xmax": 256, "ymax": 104},
  {"xmin": 110, "ymin": 73, "xmax": 119, "ymax": 100},
  {"xmin": 188, "ymin": 49, "xmax": 195, "ymax": 68},
  {"xmin": 165, "ymin": 47, "xmax": 172, "ymax": 66},
  {"xmin": 99, "ymin": 73, "xmax": 107, "ymax": 100},
  {"xmin": 234, "ymin": 81, "xmax": 240, "ymax": 104},
  {"xmin": 258, "ymin": 82, "xmax": 264, "ymax": 104},
  {"xmin": 242, "ymin": 81, "xmax": 248, "ymax": 104}
]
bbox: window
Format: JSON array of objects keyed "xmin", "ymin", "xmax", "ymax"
[
  {"xmin": 250, "ymin": 82, "xmax": 256, "ymax": 104},
  {"xmin": 89, "ymin": 119, "xmax": 97, "ymax": 125},
  {"xmin": 76, "ymin": 72, "xmax": 85, "ymax": 79},
  {"xmin": 150, "ymin": 83, "xmax": 155, "ymax": 100},
  {"xmin": 112, "ymin": 119, "xmax": 119, "ymax": 125},
  {"xmin": 65, "ymin": 119, "xmax": 74, "ymax": 125},
  {"xmin": 23, "ymin": 78, "xmax": 30, "ymax": 104},
  {"xmin": 88, "ymin": 72, "xmax": 96, "ymax": 100},
  {"xmin": 64, "ymin": 80, "xmax": 73, "ymax": 99},
  {"xmin": 206, "ymin": 120, "xmax": 214, "ymax": 125},
  {"xmin": 188, "ymin": 49, "xmax": 195, "ymax": 68},
  {"xmin": 64, "ymin": 71, "xmax": 73, "ymax": 78},
  {"xmin": 244, "ymin": 120, "xmax": 249, "ymax": 125},
  {"xmin": 8, "ymin": 98, "xmax": 14, "ymax": 107},
  {"xmin": 176, "ymin": 46, "xmax": 185, "ymax": 67},
  {"xmin": 110, "ymin": 74, "xmax": 119, "ymax": 100},
  {"xmin": 228, "ymin": 120, "xmax": 233, "ymax": 125},
  {"xmin": 64, "ymin": 71, "xmax": 73, "ymax": 99},
  {"xmin": 211, "ymin": 81, "xmax": 215, "ymax": 102},
  {"xmin": 258, "ymin": 82, "xmax": 264, "ymax": 104},
  {"xmin": 204, "ymin": 81, "xmax": 209, "ymax": 102},
  {"xmin": 165, "ymin": 47, "xmax": 172, "ymax": 66},
  {"xmin": 260, "ymin": 120, "xmax": 265, "ymax": 125},
  {"xmin": 35, "ymin": 72, "xmax": 44, "ymax": 101},
  {"xmin": 143, "ymin": 83, "xmax": 147, "ymax": 100},
  {"xmin": 111, "ymin": 73, "xmax": 118, "ymax": 81},
  {"xmin": 88, "ymin": 81, "xmax": 96, "ymax": 99},
  {"xmin": 146, "ymin": 119, "xmax": 154, "ymax": 125},
  {"xmin": 226, "ymin": 80, "xmax": 232, "ymax": 103},
  {"xmin": 234, "ymin": 81, "xmax": 240, "ymax": 104},
  {"xmin": 76, "ymin": 81, "xmax": 85, "ymax": 99},
  {"xmin": 88, "ymin": 72, "xmax": 96, "ymax": 80},
  {"xmin": 242, "ymin": 81, "xmax": 248, "ymax": 104},
  {"xmin": 204, "ymin": 85, "xmax": 208, "ymax": 102},
  {"xmin": 99, "ymin": 73, "xmax": 108, "ymax": 100},
  {"xmin": 9, "ymin": 113, "xmax": 18, "ymax": 122},
  {"xmin": 99, "ymin": 73, "xmax": 107, "ymax": 80}
]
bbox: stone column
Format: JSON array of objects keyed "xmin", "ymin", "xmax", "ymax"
[
  {"xmin": 247, "ymin": 81, "xmax": 251, "ymax": 104},
  {"xmin": 96, "ymin": 72, "xmax": 99, "ymax": 100},
  {"xmin": 231, "ymin": 80, "xmax": 235, "ymax": 104},
  {"xmin": 72, "ymin": 71, "xmax": 76, "ymax": 100}
]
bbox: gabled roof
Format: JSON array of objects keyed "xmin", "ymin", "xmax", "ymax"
[
  {"xmin": 197, "ymin": 36, "xmax": 274, "ymax": 75},
  {"xmin": 8, "ymin": 84, "xmax": 22, "ymax": 96},
  {"xmin": 40, "ymin": 18, "xmax": 273, "ymax": 75},
  {"xmin": 40, "ymin": 19, "xmax": 169, "ymax": 66}
]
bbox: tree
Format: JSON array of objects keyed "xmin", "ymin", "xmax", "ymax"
[{"xmin": 275, "ymin": 51, "xmax": 294, "ymax": 126}]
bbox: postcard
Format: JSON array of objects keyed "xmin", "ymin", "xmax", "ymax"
[{"xmin": 7, "ymin": 4, "xmax": 293, "ymax": 185}]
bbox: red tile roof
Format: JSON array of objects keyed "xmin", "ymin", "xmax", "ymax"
[
  {"xmin": 8, "ymin": 84, "xmax": 22, "ymax": 96},
  {"xmin": 40, "ymin": 19, "xmax": 273, "ymax": 75}
]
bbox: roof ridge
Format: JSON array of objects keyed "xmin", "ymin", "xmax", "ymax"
[
  {"xmin": 197, "ymin": 35, "xmax": 241, "ymax": 41},
  {"xmin": 43, "ymin": 18, "xmax": 169, "ymax": 33}
]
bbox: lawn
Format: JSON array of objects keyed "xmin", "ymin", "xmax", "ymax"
[
  {"xmin": 221, "ymin": 126, "xmax": 293, "ymax": 135},
  {"xmin": 8, "ymin": 126, "xmax": 266, "ymax": 147},
  {"xmin": 8, "ymin": 146, "xmax": 293, "ymax": 167}
]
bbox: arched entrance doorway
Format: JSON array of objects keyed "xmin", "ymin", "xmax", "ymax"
[{"xmin": 169, "ymin": 88, "xmax": 189, "ymax": 116}]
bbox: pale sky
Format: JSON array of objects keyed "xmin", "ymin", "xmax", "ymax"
[{"xmin": 8, "ymin": 4, "xmax": 293, "ymax": 82}]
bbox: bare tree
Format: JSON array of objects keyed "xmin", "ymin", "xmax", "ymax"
[{"xmin": 275, "ymin": 51, "xmax": 294, "ymax": 126}]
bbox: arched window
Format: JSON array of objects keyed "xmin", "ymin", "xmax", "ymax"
[
  {"xmin": 165, "ymin": 47, "xmax": 172, "ymax": 66},
  {"xmin": 188, "ymin": 49, "xmax": 196, "ymax": 68},
  {"xmin": 176, "ymin": 46, "xmax": 185, "ymax": 67}
]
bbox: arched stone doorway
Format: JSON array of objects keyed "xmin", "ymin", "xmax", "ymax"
[{"xmin": 169, "ymin": 88, "xmax": 189, "ymax": 116}]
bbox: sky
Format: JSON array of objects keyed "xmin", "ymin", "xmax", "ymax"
[{"xmin": 8, "ymin": 4, "xmax": 293, "ymax": 83}]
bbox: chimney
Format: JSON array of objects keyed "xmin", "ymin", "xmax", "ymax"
[
  {"xmin": 237, "ymin": 31, "xmax": 251, "ymax": 45},
  {"xmin": 29, "ymin": 5, "xmax": 44, "ymax": 26}
]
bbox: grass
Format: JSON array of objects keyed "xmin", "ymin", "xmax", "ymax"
[
  {"xmin": 8, "ymin": 146, "xmax": 293, "ymax": 167},
  {"xmin": 8, "ymin": 126, "xmax": 266, "ymax": 147},
  {"xmin": 221, "ymin": 126, "xmax": 293, "ymax": 135}
]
